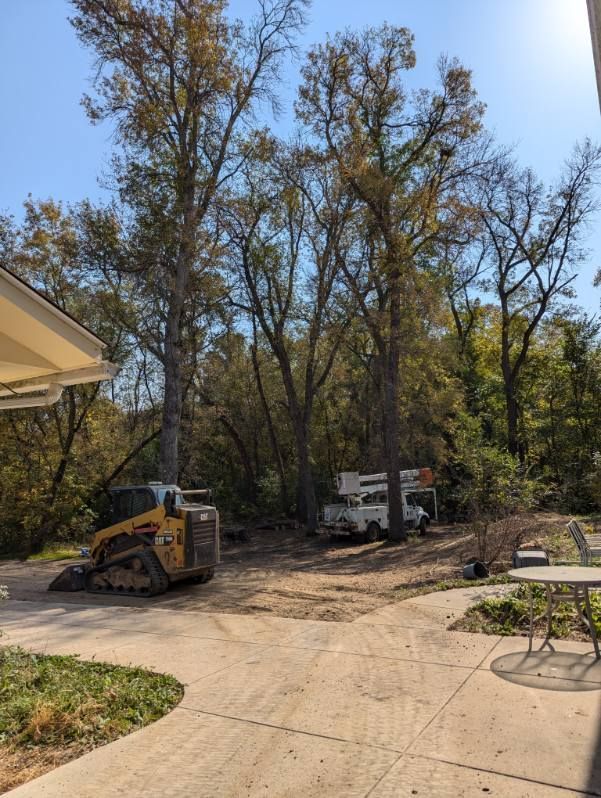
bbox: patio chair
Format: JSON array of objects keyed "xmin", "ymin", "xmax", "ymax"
[{"xmin": 566, "ymin": 519, "xmax": 601, "ymax": 566}]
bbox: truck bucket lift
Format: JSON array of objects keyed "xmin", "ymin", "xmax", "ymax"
[{"xmin": 336, "ymin": 469, "xmax": 438, "ymax": 520}]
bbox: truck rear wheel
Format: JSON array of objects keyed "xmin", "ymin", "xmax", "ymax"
[{"xmin": 365, "ymin": 522, "xmax": 380, "ymax": 543}]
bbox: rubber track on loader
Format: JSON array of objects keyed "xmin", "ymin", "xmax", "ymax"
[{"xmin": 85, "ymin": 549, "xmax": 169, "ymax": 597}]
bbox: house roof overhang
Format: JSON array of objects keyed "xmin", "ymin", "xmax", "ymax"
[{"xmin": 0, "ymin": 266, "xmax": 118, "ymax": 409}]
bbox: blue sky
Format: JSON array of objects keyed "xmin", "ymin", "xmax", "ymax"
[{"xmin": 1, "ymin": 0, "xmax": 600, "ymax": 310}]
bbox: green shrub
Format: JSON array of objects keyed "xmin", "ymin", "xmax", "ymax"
[
  {"xmin": 0, "ymin": 647, "xmax": 182, "ymax": 749},
  {"xmin": 456, "ymin": 583, "xmax": 601, "ymax": 639}
]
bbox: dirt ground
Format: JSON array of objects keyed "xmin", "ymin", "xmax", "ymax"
[
  {"xmin": 0, "ymin": 742, "xmax": 88, "ymax": 794},
  {"xmin": 0, "ymin": 513, "xmax": 573, "ymax": 622}
]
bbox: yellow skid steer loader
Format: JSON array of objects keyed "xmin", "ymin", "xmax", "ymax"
[{"xmin": 49, "ymin": 483, "xmax": 219, "ymax": 597}]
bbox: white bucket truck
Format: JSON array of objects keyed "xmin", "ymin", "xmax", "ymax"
[{"xmin": 321, "ymin": 469, "xmax": 437, "ymax": 542}]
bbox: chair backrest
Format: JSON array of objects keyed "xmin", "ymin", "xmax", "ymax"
[{"xmin": 567, "ymin": 520, "xmax": 589, "ymax": 564}]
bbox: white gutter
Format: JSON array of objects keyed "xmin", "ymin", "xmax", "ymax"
[
  {"xmin": 0, "ymin": 383, "xmax": 63, "ymax": 410},
  {"xmin": 0, "ymin": 268, "xmax": 119, "ymax": 410},
  {"xmin": 0, "ymin": 361, "xmax": 119, "ymax": 398}
]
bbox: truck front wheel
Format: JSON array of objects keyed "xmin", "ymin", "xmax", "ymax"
[
  {"xmin": 365, "ymin": 522, "xmax": 380, "ymax": 543},
  {"xmin": 418, "ymin": 517, "xmax": 428, "ymax": 536}
]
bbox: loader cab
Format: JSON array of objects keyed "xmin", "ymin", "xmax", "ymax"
[{"xmin": 109, "ymin": 484, "xmax": 184, "ymax": 525}]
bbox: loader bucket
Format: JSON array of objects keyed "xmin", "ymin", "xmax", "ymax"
[{"xmin": 48, "ymin": 564, "xmax": 87, "ymax": 592}]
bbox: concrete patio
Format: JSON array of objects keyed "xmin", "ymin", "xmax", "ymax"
[{"xmin": 2, "ymin": 586, "xmax": 601, "ymax": 797}]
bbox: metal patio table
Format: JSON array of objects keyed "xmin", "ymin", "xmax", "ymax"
[{"xmin": 508, "ymin": 566, "xmax": 601, "ymax": 659}]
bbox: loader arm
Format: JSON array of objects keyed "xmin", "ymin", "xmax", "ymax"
[{"xmin": 90, "ymin": 504, "xmax": 170, "ymax": 562}]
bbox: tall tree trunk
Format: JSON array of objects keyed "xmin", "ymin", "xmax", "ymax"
[
  {"xmin": 272, "ymin": 344, "xmax": 318, "ymax": 532},
  {"xmin": 159, "ymin": 177, "xmax": 196, "ymax": 484},
  {"xmin": 501, "ymin": 321, "xmax": 521, "ymax": 461},
  {"xmin": 217, "ymin": 414, "xmax": 257, "ymax": 503},
  {"xmin": 293, "ymin": 418, "xmax": 318, "ymax": 533},
  {"xmin": 384, "ymin": 273, "xmax": 406, "ymax": 542},
  {"xmin": 251, "ymin": 340, "xmax": 288, "ymax": 513},
  {"xmin": 160, "ymin": 312, "xmax": 183, "ymax": 483},
  {"xmin": 505, "ymin": 385, "xmax": 519, "ymax": 459}
]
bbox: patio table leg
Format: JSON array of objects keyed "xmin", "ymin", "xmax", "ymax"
[
  {"xmin": 545, "ymin": 584, "xmax": 553, "ymax": 643},
  {"xmin": 574, "ymin": 586, "xmax": 588, "ymax": 626},
  {"xmin": 583, "ymin": 586, "xmax": 601, "ymax": 660},
  {"xmin": 528, "ymin": 583, "xmax": 534, "ymax": 652}
]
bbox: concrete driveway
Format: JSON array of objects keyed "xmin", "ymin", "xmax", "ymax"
[{"xmin": 2, "ymin": 587, "xmax": 601, "ymax": 797}]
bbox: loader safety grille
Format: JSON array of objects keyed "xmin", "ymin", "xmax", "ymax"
[
  {"xmin": 191, "ymin": 518, "xmax": 215, "ymax": 547},
  {"xmin": 184, "ymin": 510, "xmax": 218, "ymax": 568}
]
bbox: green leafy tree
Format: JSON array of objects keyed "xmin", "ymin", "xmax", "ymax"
[
  {"xmin": 227, "ymin": 144, "xmax": 355, "ymax": 532},
  {"xmin": 296, "ymin": 25, "xmax": 485, "ymax": 539},
  {"xmin": 475, "ymin": 143, "xmax": 601, "ymax": 460},
  {"xmin": 72, "ymin": 0, "xmax": 307, "ymax": 482},
  {"xmin": 0, "ymin": 200, "xmax": 160, "ymax": 553}
]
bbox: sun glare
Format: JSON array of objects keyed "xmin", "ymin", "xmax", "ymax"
[{"xmin": 541, "ymin": 0, "xmax": 590, "ymax": 52}]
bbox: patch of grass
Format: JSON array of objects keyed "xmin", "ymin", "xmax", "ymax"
[
  {"xmin": 0, "ymin": 646, "xmax": 182, "ymax": 792},
  {"xmin": 452, "ymin": 583, "xmax": 601, "ymax": 640},
  {"xmin": 430, "ymin": 574, "xmax": 511, "ymax": 592},
  {"xmin": 27, "ymin": 546, "xmax": 82, "ymax": 562},
  {"xmin": 395, "ymin": 573, "xmax": 511, "ymax": 601},
  {"xmin": 544, "ymin": 529, "xmax": 579, "ymax": 564}
]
